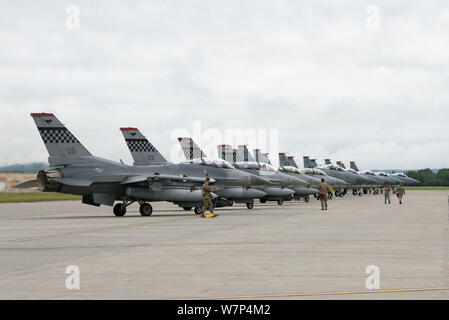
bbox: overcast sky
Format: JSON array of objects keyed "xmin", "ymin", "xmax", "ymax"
[{"xmin": 1, "ymin": 1, "xmax": 448, "ymax": 170}]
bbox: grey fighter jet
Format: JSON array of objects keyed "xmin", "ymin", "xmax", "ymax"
[
  {"xmin": 277, "ymin": 153, "xmax": 321, "ymax": 201},
  {"xmin": 349, "ymin": 161, "xmax": 411, "ymax": 186},
  {"xmin": 120, "ymin": 128, "xmax": 269, "ymax": 211},
  {"xmin": 303, "ymin": 156, "xmax": 377, "ymax": 196},
  {"xmin": 336, "ymin": 161, "xmax": 378, "ymax": 194},
  {"xmin": 179, "ymin": 141, "xmax": 309, "ymax": 205},
  {"xmin": 279, "ymin": 153, "xmax": 348, "ymax": 198},
  {"xmin": 16, "ymin": 113, "xmax": 270, "ymax": 216}
]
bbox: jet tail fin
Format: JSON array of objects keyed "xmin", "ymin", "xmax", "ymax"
[
  {"xmin": 30, "ymin": 113, "xmax": 105, "ymax": 167},
  {"xmin": 350, "ymin": 161, "xmax": 359, "ymax": 171},
  {"xmin": 217, "ymin": 145, "xmax": 236, "ymax": 163},
  {"xmin": 287, "ymin": 156, "xmax": 298, "ymax": 168},
  {"xmin": 236, "ymin": 145, "xmax": 255, "ymax": 162},
  {"xmin": 120, "ymin": 127, "xmax": 167, "ymax": 166},
  {"xmin": 279, "ymin": 153, "xmax": 289, "ymax": 167},
  {"xmin": 253, "ymin": 149, "xmax": 271, "ymax": 164},
  {"xmin": 177, "ymin": 137, "xmax": 206, "ymax": 160},
  {"xmin": 303, "ymin": 156, "xmax": 315, "ymax": 168},
  {"xmin": 325, "ymin": 159, "xmax": 332, "ymax": 165},
  {"xmin": 336, "ymin": 161, "xmax": 346, "ymax": 169}
]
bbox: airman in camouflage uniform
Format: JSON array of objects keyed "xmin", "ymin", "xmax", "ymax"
[{"xmin": 201, "ymin": 177, "xmax": 217, "ymax": 218}]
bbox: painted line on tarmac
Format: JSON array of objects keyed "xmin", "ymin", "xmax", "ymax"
[{"xmin": 178, "ymin": 287, "xmax": 449, "ymax": 300}]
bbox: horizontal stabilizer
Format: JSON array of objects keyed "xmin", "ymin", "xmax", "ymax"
[{"xmin": 14, "ymin": 180, "xmax": 37, "ymax": 188}]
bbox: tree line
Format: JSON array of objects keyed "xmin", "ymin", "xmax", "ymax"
[{"xmin": 406, "ymin": 168, "xmax": 449, "ymax": 186}]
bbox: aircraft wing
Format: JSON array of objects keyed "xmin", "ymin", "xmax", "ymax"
[{"xmin": 14, "ymin": 180, "xmax": 37, "ymax": 188}]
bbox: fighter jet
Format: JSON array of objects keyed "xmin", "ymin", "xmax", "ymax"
[
  {"xmin": 279, "ymin": 154, "xmax": 348, "ymax": 198},
  {"xmin": 348, "ymin": 161, "xmax": 391, "ymax": 193},
  {"xmin": 390, "ymin": 172, "xmax": 420, "ymax": 186},
  {"xmin": 179, "ymin": 141, "xmax": 308, "ymax": 206},
  {"xmin": 349, "ymin": 161, "xmax": 410, "ymax": 187},
  {"xmin": 336, "ymin": 161, "xmax": 378, "ymax": 194},
  {"xmin": 16, "ymin": 113, "xmax": 270, "ymax": 216},
  {"xmin": 303, "ymin": 156, "xmax": 377, "ymax": 196},
  {"xmin": 120, "ymin": 128, "xmax": 269, "ymax": 211},
  {"xmin": 230, "ymin": 145, "xmax": 311, "ymax": 205}
]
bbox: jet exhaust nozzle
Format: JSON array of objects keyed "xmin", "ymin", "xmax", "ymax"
[{"xmin": 36, "ymin": 169, "xmax": 62, "ymax": 192}]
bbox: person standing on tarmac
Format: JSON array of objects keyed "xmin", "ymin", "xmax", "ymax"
[
  {"xmin": 201, "ymin": 177, "xmax": 218, "ymax": 218},
  {"xmin": 384, "ymin": 183, "xmax": 391, "ymax": 204},
  {"xmin": 397, "ymin": 182, "xmax": 405, "ymax": 204},
  {"xmin": 318, "ymin": 179, "xmax": 330, "ymax": 211}
]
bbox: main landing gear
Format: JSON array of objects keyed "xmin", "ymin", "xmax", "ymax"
[
  {"xmin": 113, "ymin": 200, "xmax": 152, "ymax": 217},
  {"xmin": 246, "ymin": 202, "xmax": 254, "ymax": 209}
]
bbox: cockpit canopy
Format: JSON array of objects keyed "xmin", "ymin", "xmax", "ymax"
[
  {"xmin": 376, "ymin": 172, "xmax": 388, "ymax": 177},
  {"xmin": 362, "ymin": 170, "xmax": 375, "ymax": 175},
  {"xmin": 235, "ymin": 162, "xmax": 278, "ymax": 172},
  {"xmin": 235, "ymin": 161, "xmax": 260, "ymax": 169},
  {"xmin": 302, "ymin": 168, "xmax": 327, "ymax": 176},
  {"xmin": 259, "ymin": 162, "xmax": 278, "ymax": 172},
  {"xmin": 279, "ymin": 166, "xmax": 302, "ymax": 174},
  {"xmin": 320, "ymin": 164, "xmax": 346, "ymax": 171},
  {"xmin": 182, "ymin": 157, "xmax": 235, "ymax": 169},
  {"xmin": 393, "ymin": 173, "xmax": 407, "ymax": 177},
  {"xmin": 346, "ymin": 168, "xmax": 359, "ymax": 174}
]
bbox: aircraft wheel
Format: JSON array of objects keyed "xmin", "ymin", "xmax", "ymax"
[
  {"xmin": 194, "ymin": 207, "xmax": 202, "ymax": 215},
  {"xmin": 260, "ymin": 199, "xmax": 267, "ymax": 204},
  {"xmin": 363, "ymin": 189, "xmax": 368, "ymax": 194},
  {"xmin": 183, "ymin": 207, "xmax": 192, "ymax": 211},
  {"xmin": 139, "ymin": 203, "xmax": 153, "ymax": 216},
  {"xmin": 277, "ymin": 200, "xmax": 283, "ymax": 205},
  {"xmin": 358, "ymin": 192, "xmax": 363, "ymax": 196},
  {"xmin": 352, "ymin": 189, "xmax": 357, "ymax": 196},
  {"xmin": 246, "ymin": 202, "xmax": 254, "ymax": 209},
  {"xmin": 339, "ymin": 192, "xmax": 344, "ymax": 197},
  {"xmin": 335, "ymin": 190, "xmax": 340, "ymax": 197},
  {"xmin": 304, "ymin": 196, "xmax": 310, "ymax": 203},
  {"xmin": 113, "ymin": 203, "xmax": 126, "ymax": 217}
]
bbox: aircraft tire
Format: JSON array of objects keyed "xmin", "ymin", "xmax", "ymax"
[
  {"xmin": 277, "ymin": 200, "xmax": 283, "ymax": 205},
  {"xmin": 260, "ymin": 199, "xmax": 267, "ymax": 204},
  {"xmin": 304, "ymin": 196, "xmax": 310, "ymax": 203},
  {"xmin": 113, "ymin": 203, "xmax": 126, "ymax": 217},
  {"xmin": 139, "ymin": 203, "xmax": 153, "ymax": 216},
  {"xmin": 358, "ymin": 192, "xmax": 363, "ymax": 196},
  {"xmin": 352, "ymin": 189, "xmax": 357, "ymax": 196},
  {"xmin": 363, "ymin": 189, "xmax": 368, "ymax": 194},
  {"xmin": 246, "ymin": 202, "xmax": 254, "ymax": 209},
  {"xmin": 194, "ymin": 207, "xmax": 202, "ymax": 215}
]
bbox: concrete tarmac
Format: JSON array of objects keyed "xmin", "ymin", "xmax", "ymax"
[{"xmin": 0, "ymin": 190, "xmax": 448, "ymax": 299}]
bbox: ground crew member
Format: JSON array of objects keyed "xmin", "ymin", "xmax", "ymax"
[
  {"xmin": 318, "ymin": 179, "xmax": 330, "ymax": 211},
  {"xmin": 201, "ymin": 177, "xmax": 218, "ymax": 218},
  {"xmin": 397, "ymin": 182, "xmax": 405, "ymax": 204},
  {"xmin": 384, "ymin": 183, "xmax": 391, "ymax": 204}
]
